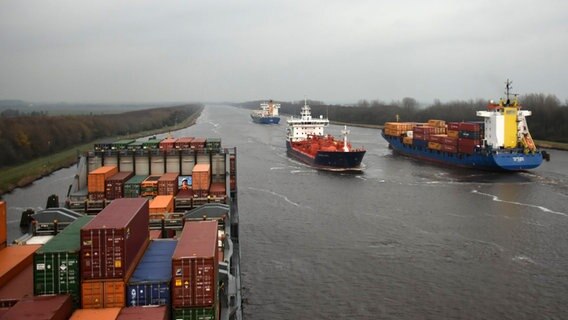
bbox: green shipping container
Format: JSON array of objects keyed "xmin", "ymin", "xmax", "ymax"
[
  {"xmin": 173, "ymin": 305, "xmax": 217, "ymax": 320},
  {"xmin": 205, "ymin": 138, "xmax": 221, "ymax": 151},
  {"xmin": 33, "ymin": 215, "xmax": 94, "ymax": 305},
  {"xmin": 124, "ymin": 175, "xmax": 148, "ymax": 198}
]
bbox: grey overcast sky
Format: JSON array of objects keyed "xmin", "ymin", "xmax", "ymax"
[{"xmin": 1, "ymin": 0, "xmax": 567, "ymax": 103}]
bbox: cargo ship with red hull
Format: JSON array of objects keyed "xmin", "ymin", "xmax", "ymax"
[
  {"xmin": 286, "ymin": 100, "xmax": 366, "ymax": 171},
  {"xmin": 2, "ymin": 136, "xmax": 242, "ymax": 320},
  {"xmin": 381, "ymin": 81, "xmax": 548, "ymax": 172}
]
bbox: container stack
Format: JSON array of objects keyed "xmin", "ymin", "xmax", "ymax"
[
  {"xmin": 205, "ymin": 138, "xmax": 221, "ymax": 152},
  {"xmin": 209, "ymin": 182, "xmax": 226, "ymax": 198},
  {"xmin": 458, "ymin": 122, "xmax": 484, "ymax": 154},
  {"xmin": 383, "ymin": 122, "xmax": 415, "ymax": 137},
  {"xmin": 141, "ymin": 175, "xmax": 161, "ymax": 197},
  {"xmin": 105, "ymin": 171, "xmax": 134, "ymax": 200},
  {"xmin": 190, "ymin": 138, "xmax": 206, "ymax": 150},
  {"xmin": 124, "ymin": 175, "xmax": 148, "ymax": 198},
  {"xmin": 229, "ymin": 154, "xmax": 236, "ymax": 192},
  {"xmin": 126, "ymin": 239, "xmax": 177, "ymax": 307},
  {"xmin": 175, "ymin": 137, "xmax": 194, "ymax": 149},
  {"xmin": 88, "ymin": 166, "xmax": 119, "ymax": 200},
  {"xmin": 159, "ymin": 138, "xmax": 177, "ymax": 152},
  {"xmin": 192, "ymin": 164, "xmax": 211, "ymax": 198},
  {"xmin": 80, "ymin": 198, "xmax": 149, "ymax": 309},
  {"xmin": 172, "ymin": 220, "xmax": 219, "ymax": 319},
  {"xmin": 33, "ymin": 216, "xmax": 94, "ymax": 306},
  {"xmin": 158, "ymin": 172, "xmax": 179, "ymax": 196},
  {"xmin": 149, "ymin": 195, "xmax": 174, "ymax": 218}
]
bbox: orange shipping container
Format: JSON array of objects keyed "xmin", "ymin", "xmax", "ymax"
[
  {"xmin": 428, "ymin": 142, "xmax": 442, "ymax": 150},
  {"xmin": 0, "ymin": 201, "xmax": 6, "ymax": 249},
  {"xmin": 70, "ymin": 307, "xmax": 122, "ymax": 320},
  {"xmin": 192, "ymin": 164, "xmax": 211, "ymax": 191},
  {"xmin": 0, "ymin": 244, "xmax": 41, "ymax": 287},
  {"xmin": 88, "ymin": 166, "xmax": 119, "ymax": 193},
  {"xmin": 149, "ymin": 195, "xmax": 174, "ymax": 215},
  {"xmin": 81, "ymin": 279, "xmax": 126, "ymax": 309}
]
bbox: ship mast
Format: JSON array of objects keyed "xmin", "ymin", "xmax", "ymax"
[{"xmin": 341, "ymin": 125, "xmax": 350, "ymax": 152}]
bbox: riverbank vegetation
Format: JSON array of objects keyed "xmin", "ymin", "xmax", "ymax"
[{"xmin": 0, "ymin": 104, "xmax": 202, "ymax": 194}]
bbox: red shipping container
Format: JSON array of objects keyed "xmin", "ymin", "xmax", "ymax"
[
  {"xmin": 441, "ymin": 144, "xmax": 458, "ymax": 153},
  {"xmin": 175, "ymin": 137, "xmax": 194, "ymax": 149},
  {"xmin": 1, "ymin": 294, "xmax": 73, "ymax": 320},
  {"xmin": 458, "ymin": 144, "xmax": 476, "ymax": 154},
  {"xmin": 458, "ymin": 122, "xmax": 482, "ymax": 132},
  {"xmin": 159, "ymin": 138, "xmax": 177, "ymax": 151},
  {"xmin": 105, "ymin": 171, "xmax": 134, "ymax": 200},
  {"xmin": 172, "ymin": 220, "xmax": 218, "ymax": 308},
  {"xmin": 442, "ymin": 137, "xmax": 458, "ymax": 146},
  {"xmin": 117, "ymin": 306, "xmax": 169, "ymax": 320},
  {"xmin": 0, "ymin": 264, "xmax": 33, "ymax": 302},
  {"xmin": 447, "ymin": 122, "xmax": 460, "ymax": 131},
  {"xmin": 428, "ymin": 135, "xmax": 445, "ymax": 144},
  {"xmin": 81, "ymin": 198, "xmax": 149, "ymax": 280},
  {"xmin": 190, "ymin": 138, "xmax": 206, "ymax": 150},
  {"xmin": 458, "ymin": 138, "xmax": 482, "ymax": 147},
  {"xmin": 412, "ymin": 133, "xmax": 425, "ymax": 141},
  {"xmin": 230, "ymin": 176, "xmax": 236, "ymax": 191},
  {"xmin": 209, "ymin": 182, "xmax": 226, "ymax": 197},
  {"xmin": 158, "ymin": 173, "xmax": 179, "ymax": 196}
]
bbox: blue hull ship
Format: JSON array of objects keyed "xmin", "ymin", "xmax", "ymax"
[
  {"xmin": 251, "ymin": 100, "xmax": 280, "ymax": 125},
  {"xmin": 382, "ymin": 132, "xmax": 543, "ymax": 171},
  {"xmin": 381, "ymin": 80, "xmax": 548, "ymax": 172},
  {"xmin": 251, "ymin": 114, "xmax": 280, "ymax": 124}
]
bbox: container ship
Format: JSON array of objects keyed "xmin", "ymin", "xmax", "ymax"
[
  {"xmin": 286, "ymin": 100, "xmax": 366, "ymax": 171},
  {"xmin": 250, "ymin": 100, "xmax": 280, "ymax": 124},
  {"xmin": 0, "ymin": 136, "xmax": 242, "ymax": 320},
  {"xmin": 381, "ymin": 81, "xmax": 548, "ymax": 171}
]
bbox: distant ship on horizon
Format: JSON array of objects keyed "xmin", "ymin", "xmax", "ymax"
[{"xmin": 251, "ymin": 100, "xmax": 280, "ymax": 124}]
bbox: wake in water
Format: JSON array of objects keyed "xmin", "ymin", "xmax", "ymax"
[
  {"xmin": 472, "ymin": 190, "xmax": 567, "ymax": 217},
  {"xmin": 247, "ymin": 187, "xmax": 303, "ymax": 207}
]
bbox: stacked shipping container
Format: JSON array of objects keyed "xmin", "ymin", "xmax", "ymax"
[
  {"xmin": 127, "ymin": 239, "xmax": 177, "ymax": 307},
  {"xmin": 149, "ymin": 195, "xmax": 174, "ymax": 217},
  {"xmin": 117, "ymin": 306, "xmax": 169, "ymax": 320},
  {"xmin": 34, "ymin": 216, "xmax": 94, "ymax": 306},
  {"xmin": 124, "ymin": 175, "xmax": 148, "ymax": 198},
  {"xmin": 172, "ymin": 220, "xmax": 219, "ymax": 318},
  {"xmin": 158, "ymin": 173, "xmax": 179, "ymax": 196},
  {"xmin": 88, "ymin": 166, "xmax": 119, "ymax": 200},
  {"xmin": 192, "ymin": 164, "xmax": 211, "ymax": 197},
  {"xmin": 141, "ymin": 176, "xmax": 160, "ymax": 197},
  {"xmin": 80, "ymin": 198, "xmax": 150, "ymax": 309},
  {"xmin": 105, "ymin": 171, "xmax": 134, "ymax": 200}
]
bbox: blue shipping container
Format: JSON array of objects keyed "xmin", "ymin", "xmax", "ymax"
[{"xmin": 127, "ymin": 239, "xmax": 177, "ymax": 306}]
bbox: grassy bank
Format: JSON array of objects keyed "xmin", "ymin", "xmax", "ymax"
[{"xmin": 0, "ymin": 108, "xmax": 202, "ymax": 195}]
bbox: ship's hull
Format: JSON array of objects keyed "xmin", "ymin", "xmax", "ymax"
[
  {"xmin": 286, "ymin": 141, "xmax": 366, "ymax": 172},
  {"xmin": 251, "ymin": 114, "xmax": 280, "ymax": 124},
  {"xmin": 382, "ymin": 132, "xmax": 543, "ymax": 171}
]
